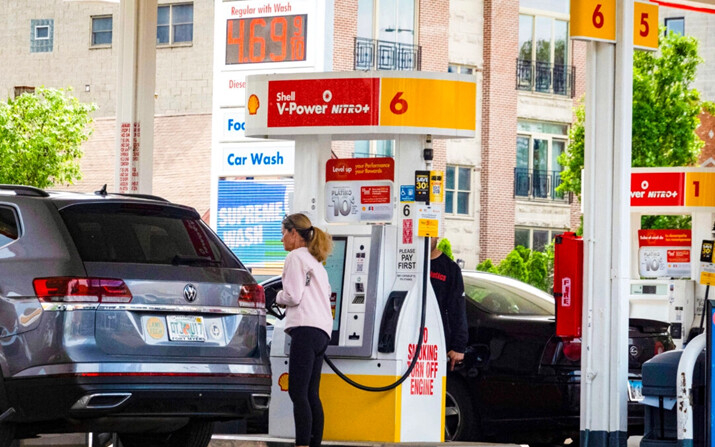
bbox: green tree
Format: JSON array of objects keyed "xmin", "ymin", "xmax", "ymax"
[
  {"xmin": 437, "ymin": 238, "xmax": 454, "ymax": 261},
  {"xmin": 496, "ymin": 251, "xmax": 528, "ymax": 283},
  {"xmin": 476, "ymin": 258, "xmax": 498, "ymax": 274},
  {"xmin": 0, "ymin": 87, "xmax": 96, "ymax": 188},
  {"xmin": 477, "ymin": 243, "xmax": 555, "ymax": 292},
  {"xmin": 558, "ymin": 31, "xmax": 714, "ymax": 200}
]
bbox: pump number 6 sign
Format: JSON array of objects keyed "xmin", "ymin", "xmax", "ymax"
[{"xmin": 571, "ymin": 0, "xmax": 616, "ymax": 42}]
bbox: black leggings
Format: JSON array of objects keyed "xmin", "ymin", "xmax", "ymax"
[{"xmin": 288, "ymin": 326, "xmax": 330, "ymax": 447}]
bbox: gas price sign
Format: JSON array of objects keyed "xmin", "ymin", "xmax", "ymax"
[{"xmin": 225, "ymin": 15, "xmax": 307, "ymax": 65}]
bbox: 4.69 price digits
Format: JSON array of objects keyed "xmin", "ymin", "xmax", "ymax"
[{"xmin": 226, "ymin": 14, "xmax": 307, "ymax": 65}]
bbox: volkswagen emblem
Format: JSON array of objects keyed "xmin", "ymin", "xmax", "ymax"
[{"xmin": 183, "ymin": 284, "xmax": 197, "ymax": 302}]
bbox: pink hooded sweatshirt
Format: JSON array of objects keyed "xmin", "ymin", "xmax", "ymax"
[{"xmin": 276, "ymin": 247, "xmax": 333, "ymax": 337}]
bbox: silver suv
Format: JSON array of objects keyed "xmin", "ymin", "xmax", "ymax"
[{"xmin": 0, "ymin": 185, "xmax": 270, "ymax": 447}]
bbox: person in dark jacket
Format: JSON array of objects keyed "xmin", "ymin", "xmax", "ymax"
[{"xmin": 429, "ymin": 237, "xmax": 468, "ymax": 371}]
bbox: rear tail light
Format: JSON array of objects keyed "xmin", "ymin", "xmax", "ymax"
[
  {"xmin": 33, "ymin": 277, "xmax": 133, "ymax": 304},
  {"xmin": 239, "ymin": 284, "xmax": 265, "ymax": 308},
  {"xmin": 562, "ymin": 338, "xmax": 582, "ymax": 362},
  {"xmin": 655, "ymin": 340, "xmax": 665, "ymax": 355}
]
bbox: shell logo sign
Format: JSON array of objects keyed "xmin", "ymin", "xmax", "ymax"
[
  {"xmin": 244, "ymin": 72, "xmax": 477, "ymax": 139},
  {"xmin": 247, "ymin": 94, "xmax": 260, "ymax": 115}
]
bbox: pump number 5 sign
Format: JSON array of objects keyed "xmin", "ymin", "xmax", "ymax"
[
  {"xmin": 633, "ymin": 2, "xmax": 659, "ymax": 51},
  {"xmin": 570, "ymin": 0, "xmax": 658, "ymax": 50}
]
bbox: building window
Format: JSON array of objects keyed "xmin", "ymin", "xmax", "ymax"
[
  {"xmin": 446, "ymin": 165, "xmax": 471, "ymax": 216},
  {"xmin": 357, "ymin": 0, "xmax": 417, "ymax": 45},
  {"xmin": 35, "ymin": 26, "xmax": 50, "ymax": 40},
  {"xmin": 354, "ymin": 0, "xmax": 420, "ymax": 70},
  {"xmin": 14, "ymin": 86, "xmax": 35, "ymax": 98},
  {"xmin": 515, "ymin": 227, "xmax": 563, "ymax": 251},
  {"xmin": 517, "ymin": 1, "xmax": 573, "ymax": 96},
  {"xmin": 157, "ymin": 3, "xmax": 193, "ymax": 45},
  {"xmin": 30, "ymin": 19, "xmax": 54, "ymax": 53},
  {"xmin": 91, "ymin": 16, "xmax": 113, "ymax": 47},
  {"xmin": 448, "ymin": 64, "xmax": 475, "ymax": 75},
  {"xmin": 515, "ymin": 120, "xmax": 569, "ymax": 201},
  {"xmin": 665, "ymin": 17, "xmax": 684, "ymax": 36},
  {"xmin": 354, "ymin": 140, "xmax": 394, "ymax": 158}
]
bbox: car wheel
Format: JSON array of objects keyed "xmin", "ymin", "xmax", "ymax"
[
  {"xmin": 445, "ymin": 378, "xmax": 477, "ymax": 441},
  {"xmin": 119, "ymin": 420, "xmax": 214, "ymax": 447}
]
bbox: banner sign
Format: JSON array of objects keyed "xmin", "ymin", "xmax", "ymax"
[
  {"xmin": 631, "ymin": 172, "xmax": 685, "ymax": 207},
  {"xmin": 325, "ymin": 158, "xmax": 394, "ymax": 223},
  {"xmin": 216, "ymin": 179, "xmax": 293, "ymax": 267},
  {"xmin": 631, "ymin": 168, "xmax": 715, "ymax": 210},
  {"xmin": 638, "ymin": 229, "xmax": 691, "ymax": 278},
  {"xmin": 325, "ymin": 158, "xmax": 394, "ymax": 182},
  {"xmin": 245, "ymin": 71, "xmax": 477, "ymax": 139}
]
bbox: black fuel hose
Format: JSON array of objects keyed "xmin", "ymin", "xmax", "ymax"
[{"xmin": 322, "ymin": 236, "xmax": 430, "ymax": 392}]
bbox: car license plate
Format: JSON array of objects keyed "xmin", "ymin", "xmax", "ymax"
[
  {"xmin": 166, "ymin": 315, "xmax": 206, "ymax": 342},
  {"xmin": 627, "ymin": 379, "xmax": 644, "ymax": 402}
]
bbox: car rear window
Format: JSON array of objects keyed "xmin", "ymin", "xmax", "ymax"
[
  {"xmin": 59, "ymin": 202, "xmax": 242, "ymax": 268},
  {"xmin": 0, "ymin": 206, "xmax": 20, "ymax": 248},
  {"xmin": 464, "ymin": 278, "xmax": 553, "ymax": 316}
]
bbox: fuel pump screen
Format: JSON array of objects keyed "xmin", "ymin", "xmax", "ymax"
[{"xmin": 324, "ymin": 236, "xmax": 347, "ymax": 344}]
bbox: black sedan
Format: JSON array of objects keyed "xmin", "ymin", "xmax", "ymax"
[{"xmin": 447, "ymin": 271, "xmax": 674, "ymax": 444}]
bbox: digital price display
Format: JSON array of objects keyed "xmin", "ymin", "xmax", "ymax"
[{"xmin": 225, "ymin": 15, "xmax": 307, "ymax": 65}]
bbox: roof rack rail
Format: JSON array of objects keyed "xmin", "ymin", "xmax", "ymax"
[
  {"xmin": 111, "ymin": 192, "xmax": 170, "ymax": 202},
  {"xmin": 0, "ymin": 185, "xmax": 49, "ymax": 197}
]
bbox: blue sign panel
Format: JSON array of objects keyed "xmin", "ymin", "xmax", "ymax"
[
  {"xmin": 217, "ymin": 179, "xmax": 293, "ymax": 267},
  {"xmin": 400, "ymin": 185, "xmax": 415, "ymax": 202}
]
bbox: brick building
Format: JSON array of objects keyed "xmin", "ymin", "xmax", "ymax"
[{"xmin": 1, "ymin": 1, "xmax": 713, "ymax": 269}]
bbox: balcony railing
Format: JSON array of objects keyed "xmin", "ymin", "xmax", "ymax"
[
  {"xmin": 516, "ymin": 59, "xmax": 575, "ymax": 98},
  {"xmin": 354, "ymin": 37, "xmax": 422, "ymax": 71},
  {"xmin": 514, "ymin": 168, "xmax": 572, "ymax": 202}
]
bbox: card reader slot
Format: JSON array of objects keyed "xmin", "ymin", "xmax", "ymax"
[{"xmin": 377, "ymin": 291, "xmax": 407, "ymax": 353}]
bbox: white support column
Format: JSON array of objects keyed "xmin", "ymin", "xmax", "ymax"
[
  {"xmin": 292, "ymin": 135, "xmax": 331, "ymax": 226},
  {"xmin": 580, "ymin": 1, "xmax": 633, "ymax": 446},
  {"xmin": 115, "ymin": 0, "xmax": 157, "ymax": 194}
]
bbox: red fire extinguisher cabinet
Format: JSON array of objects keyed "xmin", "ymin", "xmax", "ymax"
[{"xmin": 553, "ymin": 232, "xmax": 583, "ymax": 339}]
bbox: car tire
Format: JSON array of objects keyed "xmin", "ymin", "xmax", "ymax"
[
  {"xmin": 119, "ymin": 420, "xmax": 214, "ymax": 447},
  {"xmin": 445, "ymin": 378, "xmax": 478, "ymax": 441}
]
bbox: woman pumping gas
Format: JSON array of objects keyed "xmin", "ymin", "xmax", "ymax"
[{"xmin": 275, "ymin": 213, "xmax": 333, "ymax": 447}]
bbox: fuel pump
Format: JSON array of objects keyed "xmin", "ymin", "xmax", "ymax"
[{"xmin": 244, "ymin": 71, "xmax": 476, "ymax": 443}]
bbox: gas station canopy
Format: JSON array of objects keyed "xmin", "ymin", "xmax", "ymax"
[{"xmin": 649, "ymin": 0, "xmax": 715, "ymax": 13}]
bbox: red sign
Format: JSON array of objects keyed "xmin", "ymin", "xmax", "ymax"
[
  {"xmin": 667, "ymin": 249, "xmax": 690, "ymax": 263},
  {"xmin": 631, "ymin": 172, "xmax": 685, "ymax": 206},
  {"xmin": 638, "ymin": 229, "xmax": 692, "ymax": 246},
  {"xmin": 361, "ymin": 186, "xmax": 390, "ymax": 204},
  {"xmin": 326, "ymin": 158, "xmax": 394, "ymax": 182},
  {"xmin": 403, "ymin": 219, "xmax": 413, "ymax": 244},
  {"xmin": 267, "ymin": 78, "xmax": 380, "ymax": 127}
]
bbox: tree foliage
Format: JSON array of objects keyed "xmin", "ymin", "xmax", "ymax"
[
  {"xmin": 0, "ymin": 87, "xmax": 96, "ymax": 188},
  {"xmin": 438, "ymin": 238, "xmax": 454, "ymax": 261},
  {"xmin": 557, "ymin": 31, "xmax": 714, "ymax": 201},
  {"xmin": 477, "ymin": 244, "xmax": 555, "ymax": 292}
]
